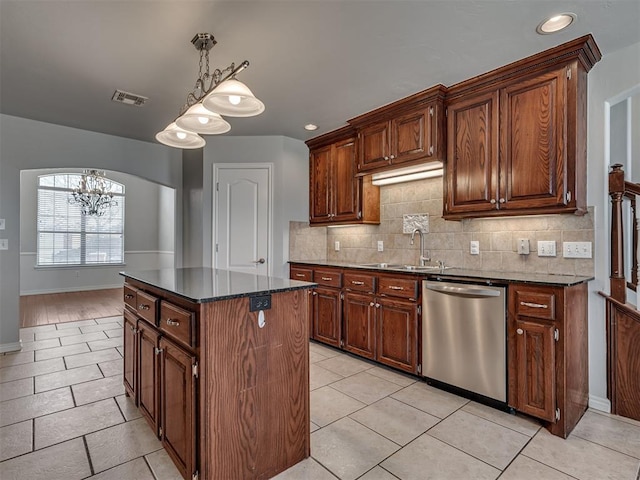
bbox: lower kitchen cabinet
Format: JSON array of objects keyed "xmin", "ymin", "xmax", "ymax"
[
  {"xmin": 377, "ymin": 296, "xmax": 419, "ymax": 373},
  {"xmin": 123, "ymin": 309, "xmax": 138, "ymax": 401},
  {"xmin": 138, "ymin": 319, "xmax": 161, "ymax": 436},
  {"xmin": 343, "ymin": 292, "xmax": 376, "ymax": 359},
  {"xmin": 313, "ymin": 287, "xmax": 342, "ymax": 347}
]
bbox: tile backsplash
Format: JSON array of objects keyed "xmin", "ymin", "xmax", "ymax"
[{"xmin": 290, "ymin": 177, "xmax": 594, "ymax": 277}]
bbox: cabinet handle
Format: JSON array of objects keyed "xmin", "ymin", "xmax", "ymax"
[
  {"xmin": 520, "ymin": 301, "xmax": 548, "ymax": 309},
  {"xmin": 154, "ymin": 347, "xmax": 163, "ymax": 355},
  {"xmin": 351, "ymin": 281, "xmax": 365, "ymax": 285},
  {"xmin": 129, "ymin": 325, "xmax": 135, "ymax": 332},
  {"xmin": 295, "ymin": 273, "xmax": 305, "ymax": 278},
  {"xmin": 517, "ymin": 328, "xmax": 524, "ymax": 335},
  {"xmin": 429, "ymin": 145, "xmax": 434, "ymax": 155},
  {"xmin": 490, "ymin": 199, "xmax": 496, "ymax": 205},
  {"xmin": 124, "ymin": 294, "xmax": 134, "ymax": 299},
  {"xmin": 499, "ymin": 198, "xmax": 505, "ymax": 204},
  {"xmin": 139, "ymin": 304, "xmax": 150, "ymax": 311},
  {"xmin": 321, "ymin": 277, "xmax": 333, "ymax": 281},
  {"xmin": 388, "ymin": 286, "xmax": 404, "ymax": 291},
  {"xmin": 166, "ymin": 318, "xmax": 180, "ymax": 327}
]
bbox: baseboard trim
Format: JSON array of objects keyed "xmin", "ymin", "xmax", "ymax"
[
  {"xmin": 588, "ymin": 394, "xmax": 611, "ymax": 413},
  {"xmin": 20, "ymin": 284, "xmax": 123, "ymax": 296},
  {"xmin": 0, "ymin": 341, "xmax": 23, "ymax": 353}
]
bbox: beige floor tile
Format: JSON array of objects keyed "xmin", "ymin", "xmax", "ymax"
[
  {"xmin": 34, "ymin": 326, "xmax": 81, "ymax": 340},
  {"xmin": 462, "ymin": 401, "xmax": 541, "ymax": 437},
  {"xmin": 72, "ymin": 374, "xmax": 125, "ymax": 405},
  {"xmin": 0, "ymin": 387, "xmax": 74, "ymax": 427},
  {"xmin": 316, "ymin": 354, "xmax": 372, "ymax": 377},
  {"xmin": 310, "ymin": 350, "xmax": 329, "ymax": 363},
  {"xmin": 310, "ymin": 421, "xmax": 320, "ymax": 433},
  {"xmin": 571, "ymin": 410, "xmax": 640, "ymax": 459},
  {"xmin": 332, "ymin": 371, "xmax": 403, "ymax": 405},
  {"xmin": 115, "ymin": 394, "xmax": 142, "ymax": 421},
  {"xmin": 0, "ymin": 377, "xmax": 34, "ymax": 402},
  {"xmin": 0, "ymin": 420, "xmax": 32, "ymax": 461},
  {"xmin": 365, "ymin": 366, "xmax": 417, "ymax": 387},
  {"xmin": 105, "ymin": 328, "xmax": 123, "ymax": 338},
  {"xmin": 56, "ymin": 319, "xmax": 98, "ymax": 329},
  {"xmin": 116, "ymin": 346, "xmax": 124, "ymax": 356},
  {"xmin": 60, "ymin": 331, "xmax": 108, "ymax": 345},
  {"xmin": 145, "ymin": 449, "xmax": 185, "ymax": 480},
  {"xmin": 0, "ymin": 437, "xmax": 91, "ymax": 480},
  {"xmin": 85, "ymin": 417, "xmax": 162, "ymax": 473},
  {"xmin": 590, "ymin": 408, "xmax": 640, "ymax": 428},
  {"xmin": 310, "ymin": 364, "xmax": 344, "ymax": 390},
  {"xmin": 311, "ymin": 386, "xmax": 366, "ymax": 427},
  {"xmin": 19, "ymin": 338, "xmax": 61, "ymax": 352},
  {"xmin": 20, "ymin": 325, "xmax": 57, "ymax": 335},
  {"xmin": 428, "ymin": 410, "xmax": 529, "ymax": 470},
  {"xmin": 522, "ymin": 428, "xmax": 640, "ymax": 480},
  {"xmin": 86, "ymin": 457, "xmax": 155, "ymax": 480},
  {"xmin": 96, "ymin": 316, "xmax": 123, "ymax": 324},
  {"xmin": 64, "ymin": 348, "xmax": 121, "ymax": 369},
  {"xmin": 311, "ymin": 417, "xmax": 399, "ymax": 480},
  {"xmin": 391, "ymin": 382, "xmax": 468, "ymax": 418},
  {"xmin": 34, "ymin": 364, "xmax": 103, "ymax": 393},
  {"xmin": 381, "ymin": 433, "xmax": 500, "ymax": 480},
  {"xmin": 80, "ymin": 322, "xmax": 121, "ymax": 334},
  {"xmin": 272, "ymin": 457, "xmax": 338, "ymax": 480},
  {"xmin": 500, "ymin": 455, "xmax": 575, "ymax": 480},
  {"xmin": 34, "ymin": 398, "xmax": 124, "ymax": 449},
  {"xmin": 0, "ymin": 351, "xmax": 34, "ymax": 368},
  {"xmin": 88, "ymin": 337, "xmax": 123, "ymax": 351},
  {"xmin": 350, "ymin": 397, "xmax": 440, "ymax": 446},
  {"xmin": 309, "ymin": 342, "xmax": 342, "ymax": 358},
  {"xmin": 0, "ymin": 357, "xmax": 65, "ymax": 383},
  {"xmin": 99, "ymin": 358, "xmax": 123, "ymax": 377},
  {"xmin": 34, "ymin": 343, "xmax": 90, "ymax": 361},
  {"xmin": 358, "ymin": 466, "xmax": 399, "ymax": 480},
  {"xmin": 19, "ymin": 331, "xmax": 35, "ymax": 342}
]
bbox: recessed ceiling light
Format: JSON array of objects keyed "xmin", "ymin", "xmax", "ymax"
[
  {"xmin": 304, "ymin": 124, "xmax": 318, "ymax": 131},
  {"xmin": 536, "ymin": 13, "xmax": 576, "ymax": 34}
]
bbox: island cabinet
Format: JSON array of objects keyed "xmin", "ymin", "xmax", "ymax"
[
  {"xmin": 507, "ymin": 282, "xmax": 588, "ymax": 438},
  {"xmin": 307, "ymin": 126, "xmax": 380, "ymax": 226},
  {"xmin": 444, "ymin": 35, "xmax": 601, "ymax": 220},
  {"xmin": 122, "ymin": 269, "xmax": 312, "ymax": 480},
  {"xmin": 349, "ymin": 85, "xmax": 446, "ymax": 175}
]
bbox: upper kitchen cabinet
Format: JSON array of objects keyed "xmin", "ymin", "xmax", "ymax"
[
  {"xmin": 307, "ymin": 126, "xmax": 380, "ymax": 226},
  {"xmin": 444, "ymin": 35, "xmax": 601, "ymax": 220},
  {"xmin": 349, "ymin": 85, "xmax": 447, "ymax": 175}
]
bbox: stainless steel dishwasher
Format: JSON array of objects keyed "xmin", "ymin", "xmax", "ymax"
[{"xmin": 422, "ymin": 280, "xmax": 506, "ymax": 402}]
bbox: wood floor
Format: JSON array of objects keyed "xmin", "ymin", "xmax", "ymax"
[{"xmin": 20, "ymin": 288, "xmax": 123, "ymax": 327}]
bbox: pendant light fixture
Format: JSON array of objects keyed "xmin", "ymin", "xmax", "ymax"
[{"xmin": 156, "ymin": 33, "xmax": 265, "ymax": 149}]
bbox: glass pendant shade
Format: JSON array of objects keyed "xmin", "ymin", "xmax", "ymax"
[
  {"xmin": 175, "ymin": 103, "xmax": 231, "ymax": 134},
  {"xmin": 203, "ymin": 79, "xmax": 265, "ymax": 117},
  {"xmin": 155, "ymin": 122, "xmax": 205, "ymax": 149}
]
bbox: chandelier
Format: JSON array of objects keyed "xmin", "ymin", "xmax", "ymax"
[
  {"xmin": 156, "ymin": 33, "xmax": 265, "ymax": 149},
  {"xmin": 68, "ymin": 170, "xmax": 118, "ymax": 216}
]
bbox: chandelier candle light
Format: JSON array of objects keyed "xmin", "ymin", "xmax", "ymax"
[
  {"xmin": 69, "ymin": 170, "xmax": 118, "ymax": 216},
  {"xmin": 156, "ymin": 33, "xmax": 265, "ymax": 149}
]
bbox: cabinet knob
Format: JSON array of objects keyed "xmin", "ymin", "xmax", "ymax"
[
  {"xmin": 390, "ymin": 154, "xmax": 395, "ymax": 160},
  {"xmin": 375, "ymin": 303, "xmax": 380, "ymax": 308},
  {"xmin": 429, "ymin": 145, "xmax": 434, "ymax": 155},
  {"xmin": 369, "ymin": 302, "xmax": 375, "ymax": 307},
  {"xmin": 139, "ymin": 304, "xmax": 150, "ymax": 311},
  {"xmin": 124, "ymin": 294, "xmax": 134, "ymax": 299},
  {"xmin": 517, "ymin": 328, "xmax": 524, "ymax": 335},
  {"xmin": 384, "ymin": 156, "xmax": 389, "ymax": 161},
  {"xmin": 490, "ymin": 199, "xmax": 496, "ymax": 205},
  {"xmin": 499, "ymin": 198, "xmax": 505, "ymax": 204}
]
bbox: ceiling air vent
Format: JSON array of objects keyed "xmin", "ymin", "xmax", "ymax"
[{"xmin": 111, "ymin": 89, "xmax": 148, "ymax": 107}]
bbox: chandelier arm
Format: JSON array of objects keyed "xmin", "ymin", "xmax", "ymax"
[{"xmin": 204, "ymin": 61, "xmax": 249, "ymax": 96}]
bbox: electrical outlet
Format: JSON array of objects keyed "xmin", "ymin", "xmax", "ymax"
[
  {"xmin": 0, "ymin": 239, "xmax": 7, "ymax": 250},
  {"xmin": 517, "ymin": 238, "xmax": 530, "ymax": 255},
  {"xmin": 563, "ymin": 241, "xmax": 592, "ymax": 258},
  {"xmin": 334, "ymin": 241, "xmax": 340, "ymax": 252},
  {"xmin": 538, "ymin": 240, "xmax": 556, "ymax": 257},
  {"xmin": 0, "ymin": 219, "xmax": 5, "ymax": 230},
  {"xmin": 377, "ymin": 240, "xmax": 384, "ymax": 252},
  {"xmin": 470, "ymin": 240, "xmax": 479, "ymax": 255}
]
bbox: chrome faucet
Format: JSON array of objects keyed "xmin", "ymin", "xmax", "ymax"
[{"xmin": 410, "ymin": 229, "xmax": 430, "ymax": 266}]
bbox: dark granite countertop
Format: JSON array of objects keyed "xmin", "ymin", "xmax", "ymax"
[
  {"xmin": 289, "ymin": 260, "xmax": 593, "ymax": 287},
  {"xmin": 120, "ymin": 267, "xmax": 316, "ymax": 303}
]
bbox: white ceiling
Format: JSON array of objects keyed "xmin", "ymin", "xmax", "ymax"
[{"xmin": 1, "ymin": 1, "xmax": 639, "ymax": 145}]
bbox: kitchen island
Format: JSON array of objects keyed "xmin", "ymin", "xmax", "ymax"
[{"xmin": 120, "ymin": 267, "xmax": 315, "ymax": 480}]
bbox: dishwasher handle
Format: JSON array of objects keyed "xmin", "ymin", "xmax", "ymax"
[{"xmin": 424, "ymin": 283, "xmax": 501, "ymax": 297}]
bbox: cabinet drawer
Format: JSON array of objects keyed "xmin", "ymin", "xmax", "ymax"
[
  {"xmin": 377, "ymin": 276, "xmax": 419, "ymax": 300},
  {"xmin": 124, "ymin": 284, "xmax": 137, "ymax": 311},
  {"xmin": 159, "ymin": 301, "xmax": 195, "ymax": 349},
  {"xmin": 136, "ymin": 290, "xmax": 159, "ymax": 325},
  {"xmin": 314, "ymin": 269, "xmax": 342, "ymax": 288},
  {"xmin": 290, "ymin": 266, "xmax": 313, "ymax": 282},
  {"xmin": 343, "ymin": 272, "xmax": 376, "ymax": 292},
  {"xmin": 515, "ymin": 290, "xmax": 556, "ymax": 321}
]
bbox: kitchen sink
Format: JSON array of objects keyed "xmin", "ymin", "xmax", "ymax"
[
  {"xmin": 358, "ymin": 263, "xmax": 404, "ymax": 268},
  {"xmin": 359, "ymin": 263, "xmax": 450, "ymax": 271}
]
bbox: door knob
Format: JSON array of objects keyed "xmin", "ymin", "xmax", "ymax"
[{"xmin": 253, "ymin": 258, "xmax": 266, "ymax": 264}]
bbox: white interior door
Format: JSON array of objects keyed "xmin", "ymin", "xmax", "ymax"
[{"xmin": 214, "ymin": 165, "xmax": 271, "ymax": 275}]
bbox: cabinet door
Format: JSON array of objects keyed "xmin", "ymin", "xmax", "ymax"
[
  {"xmin": 445, "ymin": 91, "xmax": 499, "ymax": 216},
  {"xmin": 160, "ymin": 337, "xmax": 197, "ymax": 480},
  {"xmin": 333, "ymin": 137, "xmax": 361, "ymax": 222},
  {"xmin": 499, "ymin": 67, "xmax": 568, "ymax": 210},
  {"xmin": 138, "ymin": 320, "xmax": 161, "ymax": 436},
  {"xmin": 122, "ymin": 310, "xmax": 137, "ymax": 402},
  {"xmin": 391, "ymin": 106, "xmax": 430, "ymax": 165},
  {"xmin": 376, "ymin": 297, "xmax": 418, "ymax": 373},
  {"xmin": 358, "ymin": 122, "xmax": 391, "ymax": 172},
  {"xmin": 312, "ymin": 287, "xmax": 342, "ymax": 347},
  {"xmin": 514, "ymin": 319, "xmax": 556, "ymax": 422},
  {"xmin": 309, "ymin": 145, "xmax": 332, "ymax": 223},
  {"xmin": 343, "ymin": 292, "xmax": 376, "ymax": 359}
]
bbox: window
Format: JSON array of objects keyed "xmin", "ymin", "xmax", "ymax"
[{"xmin": 37, "ymin": 173, "xmax": 125, "ymax": 266}]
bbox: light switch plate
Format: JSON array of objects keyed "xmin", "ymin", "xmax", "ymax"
[
  {"xmin": 470, "ymin": 240, "xmax": 479, "ymax": 255},
  {"xmin": 517, "ymin": 238, "xmax": 530, "ymax": 255},
  {"xmin": 0, "ymin": 219, "xmax": 5, "ymax": 230},
  {"xmin": 563, "ymin": 241, "xmax": 592, "ymax": 258},
  {"xmin": 377, "ymin": 240, "xmax": 384, "ymax": 252},
  {"xmin": 0, "ymin": 239, "xmax": 7, "ymax": 250},
  {"xmin": 334, "ymin": 241, "xmax": 340, "ymax": 252},
  {"xmin": 538, "ymin": 240, "xmax": 556, "ymax": 257}
]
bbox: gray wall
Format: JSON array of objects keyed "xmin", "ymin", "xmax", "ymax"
[{"xmin": 0, "ymin": 114, "xmax": 182, "ymax": 350}]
